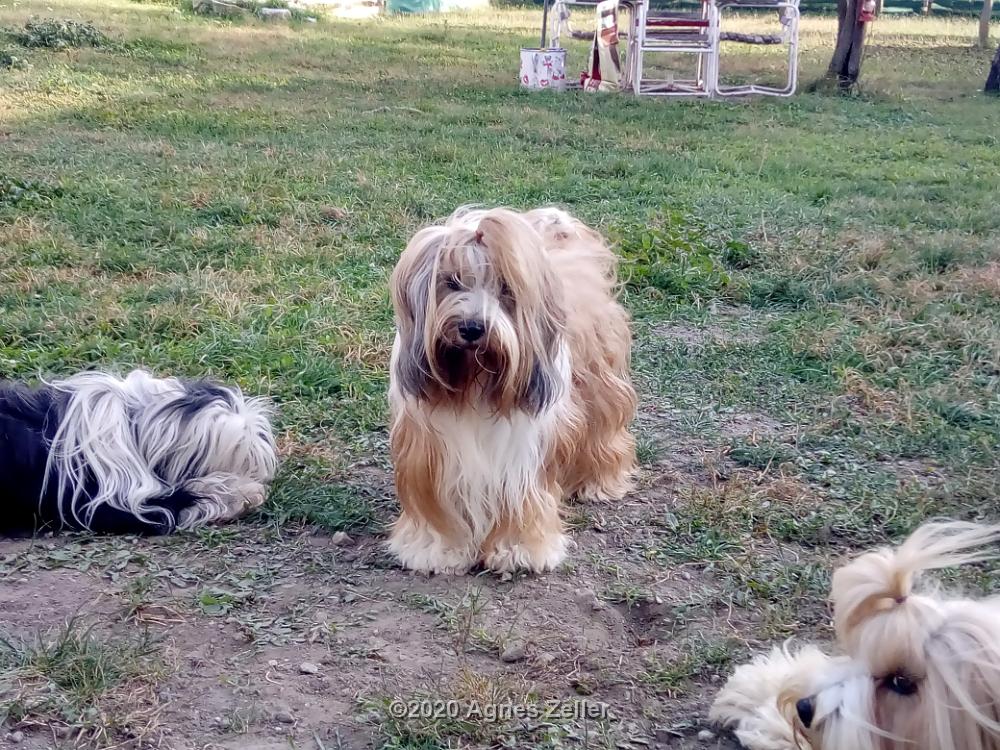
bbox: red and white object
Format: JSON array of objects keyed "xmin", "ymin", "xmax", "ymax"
[{"xmin": 519, "ymin": 47, "xmax": 568, "ymax": 90}]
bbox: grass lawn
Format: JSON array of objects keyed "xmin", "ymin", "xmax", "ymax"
[{"xmin": 1, "ymin": 3, "xmax": 998, "ymax": 748}]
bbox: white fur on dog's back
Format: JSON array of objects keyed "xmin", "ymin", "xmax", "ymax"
[
  {"xmin": 45, "ymin": 370, "xmax": 171, "ymax": 528},
  {"xmin": 710, "ymin": 644, "xmax": 828, "ymax": 750},
  {"xmin": 43, "ymin": 369, "xmax": 277, "ymax": 530}
]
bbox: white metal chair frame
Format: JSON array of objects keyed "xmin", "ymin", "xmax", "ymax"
[
  {"xmin": 627, "ymin": 0, "xmax": 716, "ymax": 96},
  {"xmin": 545, "ymin": 0, "xmax": 799, "ymax": 98},
  {"xmin": 710, "ymin": 0, "xmax": 799, "ymax": 96}
]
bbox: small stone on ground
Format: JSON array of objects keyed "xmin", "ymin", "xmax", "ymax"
[{"xmin": 500, "ymin": 641, "xmax": 527, "ymax": 662}]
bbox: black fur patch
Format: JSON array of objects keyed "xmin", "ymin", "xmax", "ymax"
[
  {"xmin": 395, "ymin": 333, "xmax": 435, "ymax": 401},
  {"xmin": 152, "ymin": 380, "xmax": 236, "ymax": 420},
  {"xmin": 521, "ymin": 360, "xmax": 557, "ymax": 415}
]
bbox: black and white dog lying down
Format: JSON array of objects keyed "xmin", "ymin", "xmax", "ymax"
[{"xmin": 1, "ymin": 369, "xmax": 278, "ymax": 535}]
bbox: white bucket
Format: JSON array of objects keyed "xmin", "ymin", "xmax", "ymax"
[{"xmin": 519, "ymin": 48, "xmax": 567, "ymax": 91}]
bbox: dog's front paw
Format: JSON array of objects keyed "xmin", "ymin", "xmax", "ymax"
[
  {"xmin": 240, "ymin": 481, "xmax": 267, "ymax": 512},
  {"xmin": 388, "ymin": 515, "xmax": 476, "ymax": 575},
  {"xmin": 482, "ymin": 532, "xmax": 568, "ymax": 574},
  {"xmin": 574, "ymin": 471, "xmax": 634, "ymax": 502},
  {"xmin": 394, "ymin": 542, "xmax": 477, "ymax": 575}
]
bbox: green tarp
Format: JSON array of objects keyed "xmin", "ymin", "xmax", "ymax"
[
  {"xmin": 388, "ymin": 0, "xmax": 488, "ymax": 12},
  {"xmin": 388, "ymin": 0, "xmax": 440, "ymax": 11}
]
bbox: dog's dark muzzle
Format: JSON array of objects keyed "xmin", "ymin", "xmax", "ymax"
[{"xmin": 457, "ymin": 319, "xmax": 485, "ymax": 343}]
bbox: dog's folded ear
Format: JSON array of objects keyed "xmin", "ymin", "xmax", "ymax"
[
  {"xmin": 474, "ymin": 209, "xmax": 567, "ymax": 408},
  {"xmin": 393, "ymin": 334, "xmax": 434, "ymax": 401},
  {"xmin": 521, "ymin": 359, "xmax": 561, "ymax": 415},
  {"xmin": 390, "ymin": 226, "xmax": 448, "ymax": 400}
]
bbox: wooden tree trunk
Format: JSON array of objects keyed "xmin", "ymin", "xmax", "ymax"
[
  {"xmin": 987, "ymin": 44, "xmax": 1000, "ymax": 93},
  {"xmin": 980, "ymin": 0, "xmax": 994, "ymax": 48},
  {"xmin": 827, "ymin": 0, "xmax": 869, "ymax": 89}
]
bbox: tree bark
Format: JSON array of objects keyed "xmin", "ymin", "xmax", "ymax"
[
  {"xmin": 987, "ymin": 44, "xmax": 1000, "ymax": 93},
  {"xmin": 827, "ymin": 0, "xmax": 869, "ymax": 89},
  {"xmin": 980, "ymin": 0, "xmax": 993, "ymax": 48}
]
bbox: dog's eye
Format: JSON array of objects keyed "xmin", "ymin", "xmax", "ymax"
[
  {"xmin": 499, "ymin": 281, "xmax": 512, "ymax": 298},
  {"xmin": 445, "ymin": 275, "xmax": 462, "ymax": 291},
  {"xmin": 884, "ymin": 673, "xmax": 918, "ymax": 696}
]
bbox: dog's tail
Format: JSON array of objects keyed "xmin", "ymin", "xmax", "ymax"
[
  {"xmin": 43, "ymin": 370, "xmax": 171, "ymax": 530},
  {"xmin": 832, "ymin": 521, "xmax": 1000, "ymax": 652}
]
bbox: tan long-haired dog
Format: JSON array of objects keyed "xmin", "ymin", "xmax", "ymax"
[
  {"xmin": 710, "ymin": 522, "xmax": 1000, "ymax": 750},
  {"xmin": 387, "ymin": 206, "xmax": 636, "ymax": 574}
]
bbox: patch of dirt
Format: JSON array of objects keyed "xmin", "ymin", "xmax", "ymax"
[
  {"xmin": 881, "ymin": 457, "xmax": 947, "ymax": 488},
  {"xmin": 0, "ymin": 559, "xmax": 111, "ymax": 631},
  {"xmin": 717, "ymin": 412, "xmax": 785, "ymax": 439},
  {"xmin": 651, "ymin": 308, "xmax": 771, "ymax": 348},
  {"xmin": 0, "ymin": 406, "xmax": 813, "ymax": 750},
  {"xmin": 0, "ymin": 495, "xmax": 769, "ymax": 750}
]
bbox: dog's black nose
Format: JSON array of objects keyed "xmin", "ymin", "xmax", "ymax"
[
  {"xmin": 796, "ymin": 697, "xmax": 815, "ymax": 728},
  {"xmin": 458, "ymin": 320, "xmax": 485, "ymax": 342}
]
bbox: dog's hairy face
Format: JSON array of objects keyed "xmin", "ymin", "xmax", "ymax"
[
  {"xmin": 782, "ymin": 656, "xmax": 921, "ymax": 750},
  {"xmin": 784, "ymin": 544, "xmax": 1000, "ymax": 750},
  {"xmin": 391, "ymin": 208, "xmax": 565, "ymax": 414},
  {"xmin": 713, "ymin": 525, "xmax": 1000, "ymax": 750},
  {"xmin": 788, "ymin": 609, "xmax": 1000, "ymax": 750}
]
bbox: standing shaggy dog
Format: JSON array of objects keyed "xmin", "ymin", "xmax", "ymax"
[
  {"xmin": 387, "ymin": 207, "xmax": 636, "ymax": 574},
  {"xmin": 0, "ymin": 369, "xmax": 278, "ymax": 534}
]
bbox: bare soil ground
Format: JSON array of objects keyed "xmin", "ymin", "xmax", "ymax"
[{"xmin": 1, "ymin": 453, "xmax": 761, "ymax": 749}]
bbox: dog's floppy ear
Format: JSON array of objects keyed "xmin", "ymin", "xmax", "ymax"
[{"xmin": 391, "ymin": 226, "xmax": 445, "ymax": 400}]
